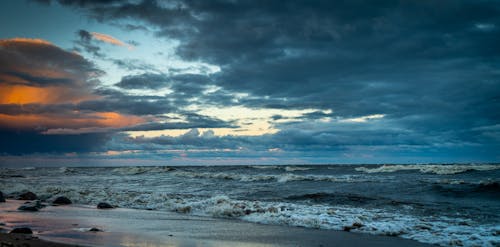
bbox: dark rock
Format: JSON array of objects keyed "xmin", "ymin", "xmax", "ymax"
[
  {"xmin": 175, "ymin": 206, "xmax": 191, "ymax": 213},
  {"xmin": 17, "ymin": 191, "xmax": 37, "ymax": 200},
  {"xmin": 352, "ymin": 222, "xmax": 363, "ymax": 228},
  {"xmin": 343, "ymin": 226, "xmax": 352, "ymax": 232},
  {"xmin": 0, "ymin": 191, "xmax": 5, "ymax": 202},
  {"xmin": 343, "ymin": 222, "xmax": 364, "ymax": 232},
  {"xmin": 97, "ymin": 202, "xmax": 114, "ymax": 209},
  {"xmin": 18, "ymin": 200, "xmax": 44, "ymax": 211},
  {"xmin": 18, "ymin": 205, "xmax": 39, "ymax": 211},
  {"xmin": 89, "ymin": 227, "xmax": 101, "ymax": 232},
  {"xmin": 52, "ymin": 196, "xmax": 72, "ymax": 205},
  {"xmin": 10, "ymin": 227, "xmax": 33, "ymax": 234}
]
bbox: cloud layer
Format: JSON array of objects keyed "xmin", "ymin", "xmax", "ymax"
[{"xmin": 1, "ymin": 0, "xmax": 498, "ymax": 162}]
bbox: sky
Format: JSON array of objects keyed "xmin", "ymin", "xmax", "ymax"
[{"xmin": 0, "ymin": 0, "xmax": 499, "ymax": 166}]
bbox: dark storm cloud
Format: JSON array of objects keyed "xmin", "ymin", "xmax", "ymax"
[
  {"xmin": 29, "ymin": 1, "xmax": 500, "ymax": 160},
  {"xmin": 115, "ymin": 73, "xmax": 169, "ymax": 89},
  {"xmin": 115, "ymin": 72, "xmax": 212, "ymax": 93},
  {"xmin": 81, "ymin": 88, "xmax": 181, "ymax": 115},
  {"xmin": 0, "ymin": 38, "xmax": 112, "ymax": 154},
  {"xmin": 0, "ymin": 130, "xmax": 111, "ymax": 155},
  {"xmin": 0, "ymin": 38, "xmax": 100, "ymax": 87},
  {"xmin": 74, "ymin": 29, "xmax": 105, "ymax": 58},
  {"xmin": 122, "ymin": 113, "xmax": 235, "ymax": 131},
  {"xmin": 0, "ymin": 103, "xmax": 73, "ymax": 115},
  {"xmin": 2, "ymin": 71, "xmax": 73, "ymax": 86},
  {"xmin": 111, "ymin": 59, "xmax": 161, "ymax": 72}
]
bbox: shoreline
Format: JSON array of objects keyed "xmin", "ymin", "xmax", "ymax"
[
  {"xmin": 0, "ymin": 233, "xmax": 79, "ymax": 247},
  {"xmin": 0, "ymin": 200, "xmax": 434, "ymax": 247}
]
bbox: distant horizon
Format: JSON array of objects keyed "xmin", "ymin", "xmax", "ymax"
[{"xmin": 1, "ymin": 156, "xmax": 498, "ymax": 168}]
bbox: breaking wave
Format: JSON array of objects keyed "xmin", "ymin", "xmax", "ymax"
[
  {"xmin": 284, "ymin": 166, "xmax": 312, "ymax": 172},
  {"xmin": 112, "ymin": 166, "xmax": 174, "ymax": 175},
  {"xmin": 355, "ymin": 164, "xmax": 500, "ymax": 175},
  {"xmin": 172, "ymin": 171, "xmax": 369, "ymax": 183},
  {"xmin": 248, "ymin": 165, "xmax": 313, "ymax": 172}
]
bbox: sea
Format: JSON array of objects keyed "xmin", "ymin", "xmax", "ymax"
[{"xmin": 1, "ymin": 163, "xmax": 499, "ymax": 246}]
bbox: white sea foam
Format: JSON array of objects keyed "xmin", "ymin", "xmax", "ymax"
[
  {"xmin": 284, "ymin": 166, "xmax": 312, "ymax": 172},
  {"xmin": 173, "ymin": 171, "xmax": 368, "ymax": 183},
  {"xmin": 21, "ymin": 167, "xmax": 36, "ymax": 170},
  {"xmin": 163, "ymin": 195, "xmax": 500, "ymax": 247},
  {"xmin": 355, "ymin": 164, "xmax": 500, "ymax": 175},
  {"xmin": 249, "ymin": 165, "xmax": 279, "ymax": 169}
]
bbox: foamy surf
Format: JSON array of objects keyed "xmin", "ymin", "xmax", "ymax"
[
  {"xmin": 355, "ymin": 164, "xmax": 500, "ymax": 175},
  {"xmin": 172, "ymin": 171, "xmax": 370, "ymax": 183}
]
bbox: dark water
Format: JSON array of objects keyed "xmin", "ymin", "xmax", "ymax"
[{"xmin": 1, "ymin": 164, "xmax": 499, "ymax": 246}]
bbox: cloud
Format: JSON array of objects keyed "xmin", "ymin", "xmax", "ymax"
[
  {"xmin": 0, "ymin": 38, "xmax": 146, "ymax": 153},
  {"xmin": 91, "ymin": 32, "xmax": 133, "ymax": 49},
  {"xmin": 0, "ymin": 130, "xmax": 111, "ymax": 155},
  {"xmin": 74, "ymin": 29, "xmax": 104, "ymax": 58},
  {"xmin": 15, "ymin": 1, "xmax": 500, "ymax": 161},
  {"xmin": 115, "ymin": 73, "xmax": 169, "ymax": 89},
  {"xmin": 0, "ymin": 38, "xmax": 101, "ymax": 105}
]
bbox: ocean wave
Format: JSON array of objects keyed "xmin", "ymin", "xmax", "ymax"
[
  {"xmin": 59, "ymin": 167, "xmax": 77, "ymax": 174},
  {"xmin": 21, "ymin": 167, "xmax": 36, "ymax": 170},
  {"xmin": 112, "ymin": 166, "xmax": 174, "ymax": 175},
  {"xmin": 248, "ymin": 165, "xmax": 279, "ymax": 170},
  {"xmin": 476, "ymin": 181, "xmax": 500, "ymax": 193},
  {"xmin": 355, "ymin": 164, "xmax": 500, "ymax": 175},
  {"xmin": 276, "ymin": 173, "xmax": 368, "ymax": 183},
  {"xmin": 248, "ymin": 165, "xmax": 313, "ymax": 172},
  {"xmin": 172, "ymin": 171, "xmax": 368, "ymax": 183},
  {"xmin": 284, "ymin": 166, "xmax": 312, "ymax": 172},
  {"xmin": 1, "ymin": 185, "xmax": 497, "ymax": 246}
]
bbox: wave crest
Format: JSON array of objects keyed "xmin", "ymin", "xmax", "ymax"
[
  {"xmin": 173, "ymin": 171, "xmax": 368, "ymax": 183},
  {"xmin": 355, "ymin": 164, "xmax": 500, "ymax": 175}
]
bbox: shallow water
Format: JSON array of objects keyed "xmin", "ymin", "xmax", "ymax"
[{"xmin": 1, "ymin": 164, "xmax": 499, "ymax": 246}]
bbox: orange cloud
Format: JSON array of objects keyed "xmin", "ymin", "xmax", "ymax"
[
  {"xmin": 91, "ymin": 32, "xmax": 133, "ymax": 49},
  {"xmin": 0, "ymin": 84, "xmax": 98, "ymax": 104},
  {"xmin": 0, "ymin": 112, "xmax": 144, "ymax": 132},
  {"xmin": 0, "ymin": 38, "xmax": 53, "ymax": 47},
  {"xmin": 94, "ymin": 112, "xmax": 144, "ymax": 128},
  {"xmin": 0, "ymin": 38, "xmax": 143, "ymax": 134}
]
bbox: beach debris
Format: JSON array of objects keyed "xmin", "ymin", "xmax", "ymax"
[
  {"xmin": 97, "ymin": 202, "xmax": 114, "ymax": 209},
  {"xmin": 9, "ymin": 227, "xmax": 33, "ymax": 234},
  {"xmin": 18, "ymin": 200, "xmax": 45, "ymax": 211},
  {"xmin": 89, "ymin": 227, "xmax": 102, "ymax": 232},
  {"xmin": 0, "ymin": 191, "xmax": 5, "ymax": 202},
  {"xmin": 16, "ymin": 191, "xmax": 38, "ymax": 200},
  {"xmin": 52, "ymin": 196, "xmax": 72, "ymax": 205}
]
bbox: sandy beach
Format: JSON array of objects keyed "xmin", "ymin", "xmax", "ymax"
[{"xmin": 0, "ymin": 200, "xmax": 433, "ymax": 247}]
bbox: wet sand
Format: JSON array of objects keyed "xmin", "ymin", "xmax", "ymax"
[
  {"xmin": 0, "ymin": 200, "xmax": 433, "ymax": 247},
  {"xmin": 0, "ymin": 233, "xmax": 78, "ymax": 247}
]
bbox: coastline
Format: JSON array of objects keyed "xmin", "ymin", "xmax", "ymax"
[{"xmin": 0, "ymin": 200, "xmax": 433, "ymax": 247}]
